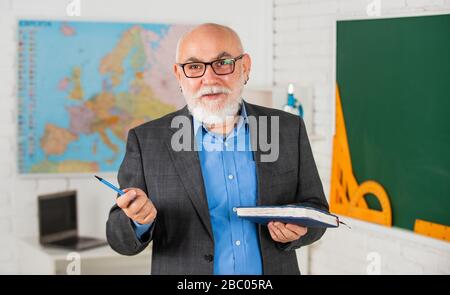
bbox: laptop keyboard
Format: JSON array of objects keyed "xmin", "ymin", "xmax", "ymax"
[
  {"xmin": 51, "ymin": 237, "xmax": 79, "ymax": 246},
  {"xmin": 50, "ymin": 237, "xmax": 106, "ymax": 249}
]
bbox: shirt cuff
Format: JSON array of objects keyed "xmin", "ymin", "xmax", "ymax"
[{"xmin": 132, "ymin": 220, "xmax": 152, "ymax": 240}]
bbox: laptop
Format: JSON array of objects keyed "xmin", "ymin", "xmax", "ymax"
[{"xmin": 38, "ymin": 190, "xmax": 108, "ymax": 251}]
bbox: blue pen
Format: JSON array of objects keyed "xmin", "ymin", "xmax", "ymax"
[{"xmin": 94, "ymin": 175, "xmax": 125, "ymax": 196}]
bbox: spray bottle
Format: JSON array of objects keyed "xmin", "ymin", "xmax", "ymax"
[{"xmin": 283, "ymin": 83, "xmax": 304, "ymax": 117}]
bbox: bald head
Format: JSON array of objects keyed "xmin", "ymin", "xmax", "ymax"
[{"xmin": 176, "ymin": 23, "xmax": 244, "ymax": 62}]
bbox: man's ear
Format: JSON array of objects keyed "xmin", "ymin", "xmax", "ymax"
[
  {"xmin": 173, "ymin": 63, "xmax": 182, "ymax": 83},
  {"xmin": 242, "ymin": 54, "xmax": 252, "ymax": 79}
]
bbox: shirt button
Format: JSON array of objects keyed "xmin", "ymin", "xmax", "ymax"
[
  {"xmin": 235, "ymin": 240, "xmax": 241, "ymax": 246},
  {"xmin": 233, "ymin": 207, "xmax": 237, "ymax": 212},
  {"xmin": 228, "ymin": 174, "xmax": 234, "ymax": 180}
]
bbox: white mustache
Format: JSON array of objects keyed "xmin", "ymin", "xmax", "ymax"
[{"xmin": 192, "ymin": 86, "xmax": 232, "ymax": 99}]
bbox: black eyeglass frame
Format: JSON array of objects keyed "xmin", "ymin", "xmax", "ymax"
[{"xmin": 177, "ymin": 54, "xmax": 245, "ymax": 78}]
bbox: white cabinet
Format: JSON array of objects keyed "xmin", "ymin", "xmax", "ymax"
[{"xmin": 18, "ymin": 237, "xmax": 152, "ymax": 275}]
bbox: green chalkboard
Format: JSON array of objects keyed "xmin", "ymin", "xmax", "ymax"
[{"xmin": 336, "ymin": 14, "xmax": 450, "ymax": 231}]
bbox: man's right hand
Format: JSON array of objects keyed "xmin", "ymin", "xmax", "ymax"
[{"xmin": 116, "ymin": 188, "xmax": 157, "ymax": 225}]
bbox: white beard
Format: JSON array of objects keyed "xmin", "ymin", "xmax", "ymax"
[{"xmin": 185, "ymin": 86, "xmax": 243, "ymax": 125}]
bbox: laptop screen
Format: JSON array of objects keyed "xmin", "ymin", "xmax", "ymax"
[{"xmin": 38, "ymin": 191, "xmax": 77, "ymax": 240}]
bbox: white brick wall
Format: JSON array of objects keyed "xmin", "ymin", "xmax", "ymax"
[
  {"xmin": 274, "ymin": 0, "xmax": 450, "ymax": 274},
  {"xmin": 0, "ymin": 0, "xmax": 273, "ymax": 274},
  {"xmin": 311, "ymin": 218, "xmax": 450, "ymax": 274}
]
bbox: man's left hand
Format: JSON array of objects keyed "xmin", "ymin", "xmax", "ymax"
[{"xmin": 268, "ymin": 221, "xmax": 308, "ymax": 243}]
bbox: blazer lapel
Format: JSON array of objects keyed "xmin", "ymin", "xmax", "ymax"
[
  {"xmin": 165, "ymin": 107, "xmax": 214, "ymax": 241},
  {"xmin": 244, "ymin": 101, "xmax": 291, "ymax": 206}
]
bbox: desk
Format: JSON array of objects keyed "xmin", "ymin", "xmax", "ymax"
[{"xmin": 18, "ymin": 237, "xmax": 152, "ymax": 275}]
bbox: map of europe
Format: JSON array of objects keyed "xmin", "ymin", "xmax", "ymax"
[{"xmin": 18, "ymin": 20, "xmax": 192, "ymax": 174}]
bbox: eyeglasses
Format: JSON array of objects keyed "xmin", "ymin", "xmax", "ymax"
[{"xmin": 177, "ymin": 54, "xmax": 245, "ymax": 78}]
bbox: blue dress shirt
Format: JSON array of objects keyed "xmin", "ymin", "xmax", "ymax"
[{"xmin": 133, "ymin": 104, "xmax": 262, "ymax": 274}]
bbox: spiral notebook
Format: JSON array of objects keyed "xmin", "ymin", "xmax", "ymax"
[{"xmin": 236, "ymin": 205, "xmax": 346, "ymax": 228}]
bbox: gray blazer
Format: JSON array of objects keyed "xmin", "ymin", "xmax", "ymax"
[{"xmin": 106, "ymin": 101, "xmax": 329, "ymax": 275}]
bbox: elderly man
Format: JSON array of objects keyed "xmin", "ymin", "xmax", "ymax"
[{"xmin": 106, "ymin": 23, "xmax": 329, "ymax": 275}]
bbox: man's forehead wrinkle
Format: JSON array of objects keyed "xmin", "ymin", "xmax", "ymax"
[
  {"xmin": 182, "ymin": 51, "xmax": 233, "ymax": 63},
  {"xmin": 216, "ymin": 51, "xmax": 233, "ymax": 59}
]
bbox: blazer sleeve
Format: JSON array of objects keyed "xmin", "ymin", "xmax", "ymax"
[
  {"xmin": 106, "ymin": 128, "xmax": 155, "ymax": 255},
  {"xmin": 277, "ymin": 116, "xmax": 330, "ymax": 251}
]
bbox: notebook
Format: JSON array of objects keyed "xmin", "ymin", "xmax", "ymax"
[{"xmin": 236, "ymin": 205, "xmax": 344, "ymax": 228}]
